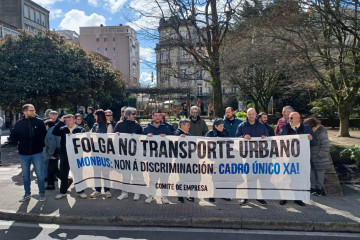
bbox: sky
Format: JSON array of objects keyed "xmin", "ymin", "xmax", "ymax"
[{"xmin": 32, "ymin": 0, "xmax": 158, "ymax": 86}]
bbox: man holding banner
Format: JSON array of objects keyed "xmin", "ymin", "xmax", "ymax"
[
  {"xmin": 278, "ymin": 112, "xmax": 317, "ymax": 206},
  {"xmin": 235, "ymin": 108, "xmax": 268, "ymax": 205}
]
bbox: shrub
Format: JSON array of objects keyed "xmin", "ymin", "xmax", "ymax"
[{"xmin": 340, "ymin": 145, "xmax": 360, "ymax": 165}]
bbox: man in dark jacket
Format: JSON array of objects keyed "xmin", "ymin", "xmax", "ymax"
[
  {"xmin": 114, "ymin": 107, "xmax": 142, "ymax": 201},
  {"xmin": 9, "ymin": 104, "xmax": 47, "ymax": 202},
  {"xmin": 105, "ymin": 109, "xmax": 116, "ymax": 133},
  {"xmin": 85, "ymin": 107, "xmax": 95, "ymax": 129},
  {"xmin": 224, "ymin": 107, "xmax": 242, "ymax": 137},
  {"xmin": 143, "ymin": 109, "xmax": 172, "ymax": 204},
  {"xmin": 52, "ymin": 114, "xmax": 86, "ymax": 200},
  {"xmin": 257, "ymin": 112, "xmax": 275, "ymax": 136},
  {"xmin": 235, "ymin": 108, "xmax": 268, "ymax": 205},
  {"xmin": 278, "ymin": 112, "xmax": 317, "ymax": 207},
  {"xmin": 188, "ymin": 106, "xmax": 208, "ymax": 136}
]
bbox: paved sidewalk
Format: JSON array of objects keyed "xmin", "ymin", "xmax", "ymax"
[{"xmin": 0, "ymin": 146, "xmax": 360, "ymax": 232}]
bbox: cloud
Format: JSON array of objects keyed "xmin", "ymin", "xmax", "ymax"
[
  {"xmin": 50, "ymin": 9, "xmax": 63, "ymax": 20},
  {"xmin": 103, "ymin": 0, "xmax": 127, "ymax": 13},
  {"xmin": 88, "ymin": 0, "xmax": 98, "ymax": 7},
  {"xmin": 140, "ymin": 47, "xmax": 155, "ymax": 62},
  {"xmin": 139, "ymin": 72, "xmax": 155, "ymax": 84},
  {"xmin": 59, "ymin": 9, "xmax": 106, "ymax": 34}
]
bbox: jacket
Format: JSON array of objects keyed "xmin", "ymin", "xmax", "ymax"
[
  {"xmin": 174, "ymin": 128, "xmax": 191, "ymax": 136},
  {"xmin": 275, "ymin": 117, "xmax": 287, "ymax": 135},
  {"xmin": 265, "ymin": 124, "xmax": 275, "ymax": 137},
  {"xmin": 52, "ymin": 121, "xmax": 85, "ymax": 156},
  {"xmin": 205, "ymin": 121, "xmax": 229, "ymax": 137},
  {"xmin": 235, "ymin": 118, "xmax": 268, "ymax": 138},
  {"xmin": 85, "ymin": 113, "xmax": 95, "ymax": 129},
  {"xmin": 310, "ymin": 125, "xmax": 331, "ymax": 169},
  {"xmin": 9, "ymin": 117, "xmax": 46, "ymax": 155},
  {"xmin": 189, "ymin": 116, "xmax": 208, "ymax": 136},
  {"xmin": 164, "ymin": 121, "xmax": 176, "ymax": 133},
  {"xmin": 143, "ymin": 122, "xmax": 172, "ymax": 135},
  {"xmin": 114, "ymin": 119, "xmax": 143, "ymax": 134},
  {"xmin": 223, "ymin": 117, "xmax": 242, "ymax": 137},
  {"xmin": 278, "ymin": 122, "xmax": 318, "ymax": 147},
  {"xmin": 44, "ymin": 126, "xmax": 60, "ymax": 159},
  {"xmin": 91, "ymin": 122, "xmax": 107, "ymax": 133}
]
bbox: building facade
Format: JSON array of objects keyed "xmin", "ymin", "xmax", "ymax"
[
  {"xmin": 0, "ymin": 20, "xmax": 19, "ymax": 38},
  {"xmin": 55, "ymin": 30, "xmax": 80, "ymax": 45},
  {"xmin": 79, "ymin": 24, "xmax": 140, "ymax": 86},
  {"xmin": 0, "ymin": 0, "xmax": 49, "ymax": 34}
]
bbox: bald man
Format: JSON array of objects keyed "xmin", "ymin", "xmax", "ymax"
[
  {"xmin": 235, "ymin": 108, "xmax": 268, "ymax": 205},
  {"xmin": 278, "ymin": 112, "xmax": 317, "ymax": 207}
]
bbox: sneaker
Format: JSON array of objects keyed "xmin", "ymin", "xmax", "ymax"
[
  {"xmin": 311, "ymin": 188, "xmax": 316, "ymax": 195},
  {"xmin": 294, "ymin": 200, "xmax": 305, "ymax": 206},
  {"xmin": 314, "ymin": 189, "xmax": 322, "ymax": 197},
  {"xmin": 279, "ymin": 200, "xmax": 287, "ymax": 205},
  {"xmin": 90, "ymin": 191, "xmax": 101, "ymax": 198},
  {"xmin": 55, "ymin": 194, "xmax": 67, "ymax": 200},
  {"xmin": 39, "ymin": 194, "xmax": 46, "ymax": 202},
  {"xmin": 19, "ymin": 194, "xmax": 31, "ymax": 202},
  {"xmin": 186, "ymin": 197, "xmax": 195, "ymax": 202},
  {"xmin": 133, "ymin": 193, "xmax": 140, "ymax": 201},
  {"xmin": 178, "ymin": 197, "xmax": 184, "ymax": 203},
  {"xmin": 45, "ymin": 185, "xmax": 55, "ymax": 190},
  {"xmin": 239, "ymin": 199, "xmax": 247, "ymax": 205},
  {"xmin": 117, "ymin": 192, "xmax": 129, "ymax": 200},
  {"xmin": 256, "ymin": 199, "xmax": 267, "ymax": 205},
  {"xmin": 145, "ymin": 196, "xmax": 154, "ymax": 204},
  {"xmin": 161, "ymin": 196, "xmax": 169, "ymax": 204},
  {"xmin": 77, "ymin": 192, "xmax": 88, "ymax": 199},
  {"xmin": 105, "ymin": 191, "xmax": 112, "ymax": 199}
]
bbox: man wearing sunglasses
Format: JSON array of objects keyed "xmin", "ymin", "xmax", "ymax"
[
  {"xmin": 105, "ymin": 109, "xmax": 116, "ymax": 133},
  {"xmin": 188, "ymin": 106, "xmax": 208, "ymax": 136},
  {"xmin": 277, "ymin": 112, "xmax": 317, "ymax": 207}
]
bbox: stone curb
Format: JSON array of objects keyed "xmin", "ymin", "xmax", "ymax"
[{"xmin": 1, "ymin": 210, "xmax": 359, "ymax": 233}]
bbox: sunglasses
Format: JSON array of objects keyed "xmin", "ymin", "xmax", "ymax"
[{"xmin": 191, "ymin": 112, "xmax": 199, "ymax": 115}]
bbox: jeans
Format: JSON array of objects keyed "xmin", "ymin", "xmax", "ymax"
[{"xmin": 19, "ymin": 152, "xmax": 45, "ymax": 195}]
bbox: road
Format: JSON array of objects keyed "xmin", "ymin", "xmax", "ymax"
[{"xmin": 0, "ymin": 220, "xmax": 359, "ymax": 240}]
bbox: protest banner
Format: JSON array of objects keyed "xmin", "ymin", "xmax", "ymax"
[{"xmin": 66, "ymin": 133, "xmax": 311, "ymax": 200}]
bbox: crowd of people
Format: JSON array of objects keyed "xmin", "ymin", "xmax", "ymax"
[{"xmin": 5, "ymin": 103, "xmax": 330, "ymax": 207}]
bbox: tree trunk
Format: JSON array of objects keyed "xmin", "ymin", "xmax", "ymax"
[
  {"xmin": 211, "ymin": 70, "xmax": 224, "ymax": 118},
  {"xmin": 338, "ymin": 102, "xmax": 351, "ymax": 137}
]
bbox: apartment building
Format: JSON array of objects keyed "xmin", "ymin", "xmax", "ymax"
[{"xmin": 80, "ymin": 24, "xmax": 140, "ymax": 86}]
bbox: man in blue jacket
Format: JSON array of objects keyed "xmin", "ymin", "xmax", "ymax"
[
  {"xmin": 235, "ymin": 108, "xmax": 268, "ymax": 205},
  {"xmin": 9, "ymin": 104, "xmax": 47, "ymax": 202},
  {"xmin": 143, "ymin": 109, "xmax": 172, "ymax": 204},
  {"xmin": 278, "ymin": 112, "xmax": 317, "ymax": 207},
  {"xmin": 224, "ymin": 107, "xmax": 242, "ymax": 137}
]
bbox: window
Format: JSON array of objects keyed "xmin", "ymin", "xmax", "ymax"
[
  {"xmin": 35, "ymin": 11, "xmax": 40, "ymax": 24},
  {"xmin": 96, "ymin": 38, "xmax": 99, "ymax": 42},
  {"xmin": 179, "ymin": 49, "xmax": 189, "ymax": 58},
  {"xmin": 41, "ymin": 14, "xmax": 45, "ymax": 26},
  {"xmin": 30, "ymin": 8, "xmax": 35, "ymax": 21},
  {"xmin": 24, "ymin": 5, "xmax": 29, "ymax": 18},
  {"xmin": 96, "ymin": 48, "xmax": 100, "ymax": 52},
  {"xmin": 113, "ymin": 47, "xmax": 116, "ymax": 51},
  {"xmin": 117, "ymin": 28, "xmax": 123, "ymax": 32},
  {"xmin": 104, "ymin": 38, "xmax": 107, "ymax": 42},
  {"xmin": 180, "ymin": 68, "xmax": 188, "ymax": 79},
  {"xmin": 113, "ymin": 37, "xmax": 115, "ymax": 41},
  {"xmin": 197, "ymin": 70, "xmax": 202, "ymax": 79},
  {"xmin": 160, "ymin": 51, "xmax": 168, "ymax": 61},
  {"xmin": 197, "ymin": 85, "xmax": 203, "ymax": 96},
  {"xmin": 104, "ymin": 48, "xmax": 108, "ymax": 51}
]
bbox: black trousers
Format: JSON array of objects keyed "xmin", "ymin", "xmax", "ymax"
[
  {"xmin": 47, "ymin": 158, "xmax": 59, "ymax": 186},
  {"xmin": 59, "ymin": 155, "xmax": 71, "ymax": 194}
]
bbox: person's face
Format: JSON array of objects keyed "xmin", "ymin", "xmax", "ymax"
[
  {"xmin": 246, "ymin": 108, "xmax": 257, "ymax": 122},
  {"xmin": 23, "ymin": 106, "xmax": 35, "ymax": 118},
  {"xmin": 94, "ymin": 114, "xmax": 98, "ymax": 120},
  {"xmin": 259, "ymin": 114, "xmax": 268, "ymax": 124},
  {"xmin": 126, "ymin": 111, "xmax": 137, "ymax": 121},
  {"xmin": 49, "ymin": 114, "xmax": 58, "ymax": 121},
  {"xmin": 215, "ymin": 123, "xmax": 224, "ymax": 132},
  {"xmin": 190, "ymin": 109, "xmax": 199, "ymax": 118},
  {"xmin": 105, "ymin": 112, "xmax": 113, "ymax": 122},
  {"xmin": 152, "ymin": 112, "xmax": 163, "ymax": 124},
  {"xmin": 289, "ymin": 112, "xmax": 301, "ymax": 126},
  {"xmin": 282, "ymin": 108, "xmax": 291, "ymax": 118},
  {"xmin": 75, "ymin": 117, "xmax": 83, "ymax": 125},
  {"xmin": 87, "ymin": 108, "xmax": 92, "ymax": 114},
  {"xmin": 225, "ymin": 108, "xmax": 234, "ymax": 119},
  {"xmin": 180, "ymin": 122, "xmax": 190, "ymax": 132},
  {"xmin": 65, "ymin": 117, "xmax": 76, "ymax": 128}
]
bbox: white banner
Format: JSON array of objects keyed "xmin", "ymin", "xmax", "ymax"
[{"xmin": 66, "ymin": 133, "xmax": 311, "ymax": 200}]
